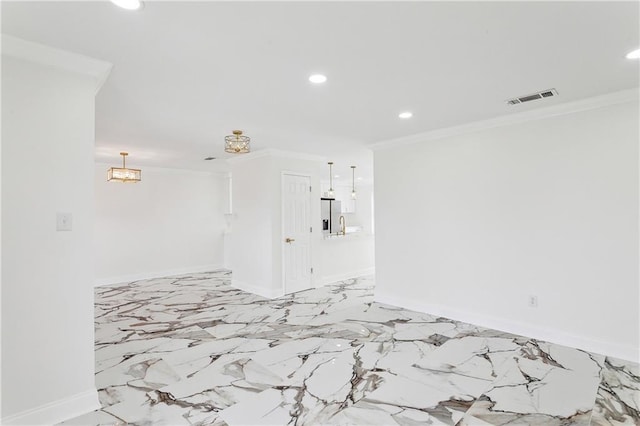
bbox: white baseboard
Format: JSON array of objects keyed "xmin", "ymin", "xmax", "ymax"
[
  {"xmin": 231, "ymin": 279, "xmax": 283, "ymax": 299},
  {"xmin": 375, "ymin": 290, "xmax": 639, "ymax": 363},
  {"xmin": 315, "ymin": 267, "xmax": 375, "ymax": 287},
  {"xmin": 2, "ymin": 389, "xmax": 99, "ymax": 425},
  {"xmin": 95, "ymin": 264, "xmax": 225, "ymax": 287}
]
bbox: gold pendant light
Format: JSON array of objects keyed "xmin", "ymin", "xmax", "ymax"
[
  {"xmin": 350, "ymin": 165, "xmax": 356, "ymax": 200},
  {"xmin": 225, "ymin": 130, "xmax": 251, "ymax": 154},
  {"xmin": 107, "ymin": 152, "xmax": 141, "ymax": 183},
  {"xmin": 327, "ymin": 162, "xmax": 334, "ymax": 198}
]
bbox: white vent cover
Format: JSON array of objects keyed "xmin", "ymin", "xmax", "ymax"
[{"xmin": 507, "ymin": 89, "xmax": 558, "ymax": 105}]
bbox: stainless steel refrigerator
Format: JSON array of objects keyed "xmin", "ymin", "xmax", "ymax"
[{"xmin": 321, "ymin": 198, "xmax": 342, "ymax": 235}]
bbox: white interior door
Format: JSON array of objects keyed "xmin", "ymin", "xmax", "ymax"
[{"xmin": 282, "ymin": 173, "xmax": 312, "ymax": 294}]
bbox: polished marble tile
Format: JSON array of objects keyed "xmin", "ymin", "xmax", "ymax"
[
  {"xmin": 591, "ymin": 356, "xmax": 640, "ymax": 425},
  {"xmin": 460, "ymin": 340, "xmax": 605, "ymax": 425},
  {"xmin": 59, "ymin": 270, "xmax": 639, "ymax": 426}
]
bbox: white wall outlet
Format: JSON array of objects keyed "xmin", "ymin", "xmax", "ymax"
[
  {"xmin": 56, "ymin": 212, "xmax": 73, "ymax": 231},
  {"xmin": 527, "ymin": 295, "xmax": 538, "ymax": 308}
]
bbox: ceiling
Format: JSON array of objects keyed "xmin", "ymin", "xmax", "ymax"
[{"xmin": 2, "ymin": 1, "xmax": 638, "ymax": 181}]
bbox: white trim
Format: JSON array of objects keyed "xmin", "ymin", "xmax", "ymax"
[
  {"xmin": 231, "ymin": 279, "xmax": 283, "ymax": 299},
  {"xmin": 268, "ymin": 149, "xmax": 325, "ymax": 162},
  {"xmin": 226, "ymin": 148, "xmax": 326, "ymax": 165},
  {"xmin": 1, "ymin": 34, "xmax": 112, "ymax": 94},
  {"xmin": 95, "ymin": 264, "xmax": 225, "ymax": 287},
  {"xmin": 375, "ymin": 290, "xmax": 639, "ymax": 363},
  {"xmin": 370, "ymin": 88, "xmax": 639, "ymax": 151},
  {"xmin": 1, "ymin": 389, "xmax": 99, "ymax": 426},
  {"xmin": 225, "ymin": 149, "xmax": 271, "ymax": 164},
  {"xmin": 95, "ymin": 162, "xmax": 227, "ymax": 177},
  {"xmin": 315, "ymin": 267, "xmax": 376, "ymax": 287}
]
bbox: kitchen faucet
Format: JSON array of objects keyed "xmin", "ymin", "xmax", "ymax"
[{"xmin": 339, "ymin": 215, "xmax": 346, "ymax": 235}]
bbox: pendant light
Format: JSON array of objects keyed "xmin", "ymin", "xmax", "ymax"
[
  {"xmin": 107, "ymin": 152, "xmax": 141, "ymax": 183},
  {"xmin": 225, "ymin": 130, "xmax": 251, "ymax": 154},
  {"xmin": 327, "ymin": 162, "xmax": 334, "ymax": 198},
  {"xmin": 350, "ymin": 165, "xmax": 357, "ymax": 200}
]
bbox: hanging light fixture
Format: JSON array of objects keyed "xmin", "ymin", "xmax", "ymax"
[
  {"xmin": 350, "ymin": 165, "xmax": 357, "ymax": 200},
  {"xmin": 107, "ymin": 152, "xmax": 141, "ymax": 183},
  {"xmin": 225, "ymin": 130, "xmax": 250, "ymax": 154},
  {"xmin": 327, "ymin": 162, "xmax": 334, "ymax": 198}
]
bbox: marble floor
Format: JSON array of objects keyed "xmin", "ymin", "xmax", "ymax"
[{"xmin": 61, "ymin": 271, "xmax": 639, "ymax": 426}]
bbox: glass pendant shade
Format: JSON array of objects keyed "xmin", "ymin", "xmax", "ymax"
[
  {"xmin": 328, "ymin": 161, "xmax": 334, "ymax": 197},
  {"xmin": 108, "ymin": 152, "xmax": 141, "ymax": 183},
  {"xmin": 225, "ymin": 130, "xmax": 250, "ymax": 154},
  {"xmin": 350, "ymin": 165, "xmax": 356, "ymax": 200}
]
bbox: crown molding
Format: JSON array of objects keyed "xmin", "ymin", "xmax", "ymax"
[
  {"xmin": 95, "ymin": 162, "xmax": 227, "ymax": 176},
  {"xmin": 225, "ymin": 148, "xmax": 326, "ymax": 165},
  {"xmin": 1, "ymin": 34, "xmax": 113, "ymax": 94},
  {"xmin": 370, "ymin": 88, "xmax": 639, "ymax": 151}
]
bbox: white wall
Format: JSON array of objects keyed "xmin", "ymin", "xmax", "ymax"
[
  {"xmin": 316, "ymin": 235, "xmax": 375, "ymax": 285},
  {"xmin": 316, "ymin": 183, "xmax": 376, "ymax": 283},
  {"xmin": 269, "ymin": 155, "xmax": 324, "ymax": 292},
  {"xmin": 228, "ymin": 150, "xmax": 375, "ymax": 297},
  {"xmin": 228, "ymin": 152, "xmax": 323, "ymax": 297},
  {"xmin": 0, "ymin": 63, "xmax": 3, "ymax": 424},
  {"xmin": 228, "ymin": 155, "xmax": 278, "ymax": 297},
  {"xmin": 2, "ymin": 38, "xmax": 111, "ymax": 424},
  {"xmin": 374, "ymin": 98, "xmax": 639, "ymax": 362},
  {"xmin": 94, "ymin": 167, "xmax": 227, "ymax": 285}
]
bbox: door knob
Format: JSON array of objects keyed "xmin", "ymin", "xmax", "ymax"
[{"xmin": 285, "ymin": 238, "xmax": 295, "ymax": 243}]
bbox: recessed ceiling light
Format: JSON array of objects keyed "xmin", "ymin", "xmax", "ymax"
[
  {"xmin": 626, "ymin": 48, "xmax": 640, "ymax": 59},
  {"xmin": 398, "ymin": 111, "xmax": 413, "ymax": 119},
  {"xmin": 309, "ymin": 74, "xmax": 327, "ymax": 84},
  {"xmin": 110, "ymin": 0, "xmax": 143, "ymax": 10}
]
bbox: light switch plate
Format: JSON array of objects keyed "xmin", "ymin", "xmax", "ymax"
[{"xmin": 56, "ymin": 212, "xmax": 73, "ymax": 231}]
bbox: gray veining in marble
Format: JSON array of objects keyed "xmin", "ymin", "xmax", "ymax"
[{"xmin": 59, "ymin": 270, "xmax": 639, "ymax": 426}]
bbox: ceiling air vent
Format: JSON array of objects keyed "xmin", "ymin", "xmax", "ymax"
[{"xmin": 506, "ymin": 89, "xmax": 558, "ymax": 105}]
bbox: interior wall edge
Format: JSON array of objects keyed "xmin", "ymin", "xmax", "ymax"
[
  {"xmin": 94, "ymin": 265, "xmax": 226, "ymax": 287},
  {"xmin": 315, "ymin": 267, "xmax": 376, "ymax": 288},
  {"xmin": 0, "ymin": 389, "xmax": 99, "ymax": 426},
  {"xmin": 1, "ymin": 34, "xmax": 113, "ymax": 94},
  {"xmin": 375, "ymin": 289, "xmax": 639, "ymax": 363},
  {"xmin": 231, "ymin": 278, "xmax": 283, "ymax": 299},
  {"xmin": 370, "ymin": 88, "xmax": 639, "ymax": 151},
  {"xmin": 95, "ymin": 162, "xmax": 227, "ymax": 176}
]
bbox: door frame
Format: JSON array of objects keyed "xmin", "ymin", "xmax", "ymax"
[{"xmin": 281, "ymin": 171, "xmax": 313, "ymax": 295}]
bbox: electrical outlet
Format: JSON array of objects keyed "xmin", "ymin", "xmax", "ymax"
[
  {"xmin": 56, "ymin": 212, "xmax": 73, "ymax": 231},
  {"xmin": 527, "ymin": 295, "xmax": 538, "ymax": 308}
]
